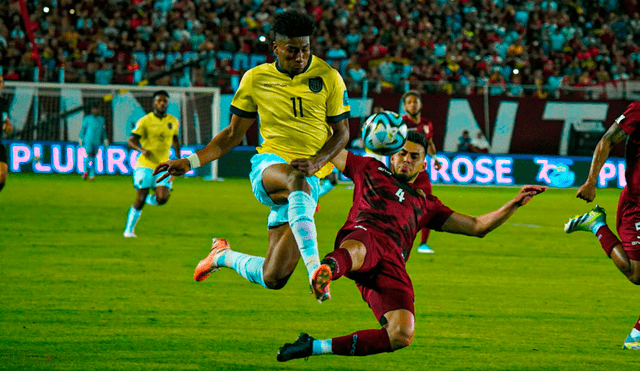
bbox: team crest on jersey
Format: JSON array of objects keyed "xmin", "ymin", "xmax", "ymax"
[
  {"xmin": 168, "ymin": 123, "xmax": 173, "ymax": 129},
  {"xmin": 309, "ymin": 77, "xmax": 323, "ymax": 93}
]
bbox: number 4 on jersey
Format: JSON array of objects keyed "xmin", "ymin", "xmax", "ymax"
[{"xmin": 396, "ymin": 188, "xmax": 405, "ymax": 202}]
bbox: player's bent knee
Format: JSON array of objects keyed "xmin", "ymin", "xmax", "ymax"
[
  {"xmin": 286, "ymin": 171, "xmax": 311, "ymax": 193},
  {"xmin": 157, "ymin": 195, "xmax": 170, "ymax": 205},
  {"xmin": 263, "ymin": 275, "xmax": 291, "ymax": 290},
  {"xmin": 388, "ymin": 327, "xmax": 414, "ymax": 350},
  {"xmin": 262, "ymin": 270, "xmax": 293, "ymax": 290}
]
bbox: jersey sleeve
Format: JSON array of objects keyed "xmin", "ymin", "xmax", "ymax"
[
  {"xmin": 618, "ymin": 102, "xmax": 640, "ymax": 137},
  {"xmin": 326, "ymin": 69, "xmax": 350, "ymax": 123},
  {"xmin": 423, "ymin": 196, "xmax": 455, "ymax": 231},
  {"xmin": 343, "ymin": 151, "xmax": 376, "ymax": 180},
  {"xmin": 230, "ymin": 69, "xmax": 258, "ymax": 118},
  {"xmin": 131, "ymin": 117, "xmax": 145, "ymax": 137}
]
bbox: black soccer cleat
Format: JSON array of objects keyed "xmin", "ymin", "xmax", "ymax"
[{"xmin": 276, "ymin": 333, "xmax": 314, "ymax": 362}]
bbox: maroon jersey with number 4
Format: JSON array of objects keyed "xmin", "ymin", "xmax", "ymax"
[{"xmin": 335, "ymin": 152, "xmax": 453, "ymax": 261}]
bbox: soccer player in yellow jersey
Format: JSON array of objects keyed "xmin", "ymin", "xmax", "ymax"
[
  {"xmin": 154, "ymin": 11, "xmax": 350, "ymax": 302},
  {"xmin": 124, "ymin": 90, "xmax": 181, "ymax": 238}
]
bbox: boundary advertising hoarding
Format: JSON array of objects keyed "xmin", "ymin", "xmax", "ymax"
[{"xmin": 3, "ymin": 140, "xmax": 626, "ymax": 189}]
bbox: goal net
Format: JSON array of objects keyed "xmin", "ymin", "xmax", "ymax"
[{"xmin": 1, "ymin": 82, "xmax": 221, "ymax": 179}]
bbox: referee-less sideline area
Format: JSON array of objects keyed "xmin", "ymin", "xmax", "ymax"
[{"xmin": 3, "ymin": 140, "xmax": 626, "ymax": 189}]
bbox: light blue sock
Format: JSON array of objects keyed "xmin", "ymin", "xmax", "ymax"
[
  {"xmin": 288, "ymin": 190, "xmax": 320, "ymax": 279},
  {"xmin": 145, "ymin": 194, "xmax": 158, "ymax": 206},
  {"xmin": 631, "ymin": 328, "xmax": 640, "ymax": 338},
  {"xmin": 83, "ymin": 157, "xmax": 90, "ymax": 173},
  {"xmin": 87, "ymin": 156, "xmax": 96, "ymax": 177},
  {"xmin": 318, "ymin": 180, "xmax": 335, "ymax": 198},
  {"xmin": 217, "ymin": 250, "xmax": 267, "ymax": 288},
  {"xmin": 124, "ymin": 206, "xmax": 141, "ymax": 233},
  {"xmin": 312, "ymin": 339, "xmax": 332, "ymax": 355},
  {"xmin": 591, "ymin": 221, "xmax": 605, "ymax": 235}
]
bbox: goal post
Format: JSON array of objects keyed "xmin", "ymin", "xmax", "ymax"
[{"xmin": 1, "ymin": 81, "xmax": 222, "ymax": 180}]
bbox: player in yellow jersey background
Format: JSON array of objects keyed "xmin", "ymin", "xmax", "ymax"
[
  {"xmin": 124, "ymin": 90, "xmax": 181, "ymax": 238},
  {"xmin": 155, "ymin": 11, "xmax": 350, "ymax": 302}
]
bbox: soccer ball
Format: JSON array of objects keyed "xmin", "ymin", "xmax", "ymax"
[{"xmin": 361, "ymin": 111, "xmax": 408, "ymax": 156}]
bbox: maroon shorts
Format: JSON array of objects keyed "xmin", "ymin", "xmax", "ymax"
[
  {"xmin": 616, "ymin": 187, "xmax": 640, "ymax": 261},
  {"xmin": 337, "ymin": 228, "xmax": 415, "ymax": 324}
]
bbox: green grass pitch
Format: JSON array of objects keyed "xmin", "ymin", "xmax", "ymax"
[{"xmin": 1, "ymin": 173, "xmax": 639, "ymax": 370}]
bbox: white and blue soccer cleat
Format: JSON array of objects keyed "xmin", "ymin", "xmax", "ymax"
[
  {"xmin": 564, "ymin": 205, "xmax": 606, "ymax": 234},
  {"xmin": 417, "ymin": 243, "xmax": 434, "ymax": 254},
  {"xmin": 623, "ymin": 332, "xmax": 640, "ymax": 350}
]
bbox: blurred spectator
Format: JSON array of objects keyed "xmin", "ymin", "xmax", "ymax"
[
  {"xmin": 471, "ymin": 132, "xmax": 491, "ymax": 153},
  {"xmin": 1, "ymin": 0, "xmax": 639, "ymax": 94},
  {"xmin": 507, "ymin": 72, "xmax": 524, "ymax": 97},
  {"xmin": 458, "ymin": 130, "xmax": 473, "ymax": 152},
  {"xmin": 4, "ymin": 68, "xmax": 19, "ymax": 81}
]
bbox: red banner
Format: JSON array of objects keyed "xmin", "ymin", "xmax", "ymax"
[{"xmin": 369, "ymin": 93, "xmax": 632, "ymax": 157}]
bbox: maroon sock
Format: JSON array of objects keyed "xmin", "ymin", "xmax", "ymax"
[
  {"xmin": 331, "ymin": 328, "xmax": 393, "ymax": 356},
  {"xmin": 323, "ymin": 249, "xmax": 352, "ymax": 280},
  {"xmin": 421, "ymin": 228, "xmax": 430, "ymax": 244},
  {"xmin": 595, "ymin": 225, "xmax": 620, "ymax": 257}
]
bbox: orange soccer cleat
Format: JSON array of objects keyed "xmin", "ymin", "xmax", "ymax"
[
  {"xmin": 193, "ymin": 238, "xmax": 230, "ymax": 282},
  {"xmin": 310, "ymin": 264, "xmax": 332, "ymax": 303}
]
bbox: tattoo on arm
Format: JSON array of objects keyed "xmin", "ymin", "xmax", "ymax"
[{"xmin": 604, "ymin": 122, "xmax": 627, "ymax": 145}]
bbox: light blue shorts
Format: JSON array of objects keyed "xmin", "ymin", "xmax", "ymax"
[
  {"xmin": 249, "ymin": 153, "xmax": 320, "ymax": 227},
  {"xmin": 134, "ymin": 167, "xmax": 173, "ymax": 190}
]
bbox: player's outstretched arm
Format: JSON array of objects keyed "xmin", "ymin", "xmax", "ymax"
[
  {"xmin": 290, "ymin": 119, "xmax": 349, "ymax": 177},
  {"xmin": 576, "ymin": 121, "xmax": 627, "ymax": 203},
  {"xmin": 154, "ymin": 115, "xmax": 255, "ymax": 180},
  {"xmin": 441, "ymin": 185, "xmax": 546, "ymax": 238}
]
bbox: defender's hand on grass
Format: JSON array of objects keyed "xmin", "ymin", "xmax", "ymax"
[
  {"xmin": 514, "ymin": 185, "xmax": 546, "ymax": 206},
  {"xmin": 154, "ymin": 158, "xmax": 190, "ymax": 182}
]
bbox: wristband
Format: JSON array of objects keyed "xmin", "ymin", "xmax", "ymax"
[{"xmin": 187, "ymin": 153, "xmax": 201, "ymax": 169}]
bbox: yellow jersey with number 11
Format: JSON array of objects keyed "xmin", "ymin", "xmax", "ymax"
[{"xmin": 230, "ymin": 56, "xmax": 350, "ymax": 178}]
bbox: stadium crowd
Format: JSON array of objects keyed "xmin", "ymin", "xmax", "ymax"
[{"xmin": 1, "ymin": 0, "xmax": 640, "ymax": 96}]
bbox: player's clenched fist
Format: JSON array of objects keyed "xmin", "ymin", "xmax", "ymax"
[{"xmin": 575, "ymin": 182, "xmax": 596, "ymax": 203}]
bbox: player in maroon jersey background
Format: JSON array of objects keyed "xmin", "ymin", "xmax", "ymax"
[
  {"xmin": 277, "ymin": 132, "xmax": 545, "ymax": 361},
  {"xmin": 565, "ymin": 101, "xmax": 640, "ymax": 350},
  {"xmin": 401, "ymin": 90, "xmax": 442, "ymax": 254}
]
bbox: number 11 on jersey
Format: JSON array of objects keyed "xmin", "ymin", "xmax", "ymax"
[{"xmin": 291, "ymin": 97, "xmax": 304, "ymax": 117}]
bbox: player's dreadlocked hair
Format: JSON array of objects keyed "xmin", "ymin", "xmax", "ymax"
[
  {"xmin": 272, "ymin": 10, "xmax": 315, "ymax": 39},
  {"xmin": 406, "ymin": 131, "xmax": 428, "ymax": 153}
]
